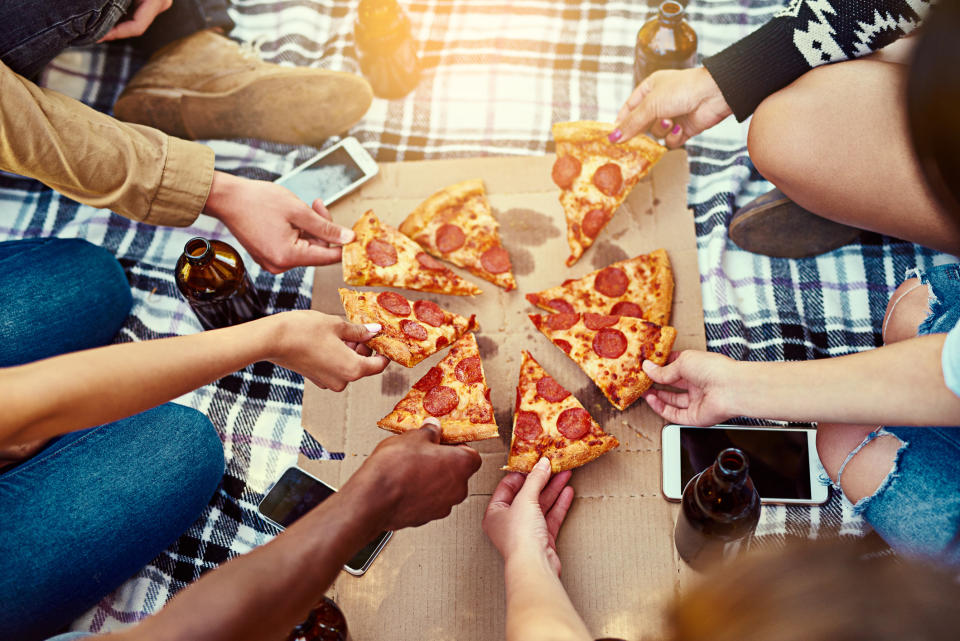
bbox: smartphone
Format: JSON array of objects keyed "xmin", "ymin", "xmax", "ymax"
[
  {"xmin": 661, "ymin": 424, "xmax": 830, "ymax": 505},
  {"xmin": 257, "ymin": 466, "xmax": 392, "ymax": 576},
  {"xmin": 275, "ymin": 137, "xmax": 378, "ymax": 207}
]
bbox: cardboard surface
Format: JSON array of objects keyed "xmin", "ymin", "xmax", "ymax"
[{"xmin": 301, "ymin": 151, "xmax": 704, "ymax": 640}]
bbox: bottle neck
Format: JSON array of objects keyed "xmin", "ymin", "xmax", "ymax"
[
  {"xmin": 713, "ymin": 447, "xmax": 749, "ymax": 485},
  {"xmin": 184, "ymin": 237, "xmax": 213, "ymax": 268},
  {"xmin": 656, "ymin": 0, "xmax": 685, "ymax": 25}
]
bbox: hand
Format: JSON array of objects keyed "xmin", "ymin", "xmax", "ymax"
[
  {"xmin": 614, "ymin": 67, "xmax": 732, "ymax": 148},
  {"xmin": 204, "ymin": 171, "xmax": 355, "ymax": 274},
  {"xmin": 641, "ymin": 350, "xmax": 740, "ymax": 426},
  {"xmin": 98, "ymin": 0, "xmax": 172, "ymax": 42},
  {"xmin": 344, "ymin": 421, "xmax": 482, "ymax": 531},
  {"xmin": 266, "ymin": 311, "xmax": 389, "ymax": 391},
  {"xmin": 483, "ymin": 458, "xmax": 574, "ymax": 576}
]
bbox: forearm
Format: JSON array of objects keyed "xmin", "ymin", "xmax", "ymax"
[
  {"xmin": 725, "ymin": 334, "xmax": 960, "ymax": 425},
  {"xmin": 504, "ymin": 553, "xmax": 591, "ymax": 641}
]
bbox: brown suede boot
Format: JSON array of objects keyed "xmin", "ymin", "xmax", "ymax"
[{"xmin": 114, "ymin": 31, "xmax": 373, "ymax": 145}]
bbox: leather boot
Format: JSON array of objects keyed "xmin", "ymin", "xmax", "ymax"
[{"xmin": 114, "ymin": 30, "xmax": 373, "ymax": 145}]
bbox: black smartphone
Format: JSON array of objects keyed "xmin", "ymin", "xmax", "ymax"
[{"xmin": 257, "ymin": 466, "xmax": 392, "ymax": 576}]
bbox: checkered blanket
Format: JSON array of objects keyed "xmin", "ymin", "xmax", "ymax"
[{"xmin": 0, "ymin": 0, "xmax": 950, "ymax": 633}]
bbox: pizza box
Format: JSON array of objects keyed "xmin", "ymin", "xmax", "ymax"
[{"xmin": 300, "ymin": 150, "xmax": 705, "ymax": 640}]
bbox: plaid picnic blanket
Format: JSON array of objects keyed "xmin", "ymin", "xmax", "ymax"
[{"xmin": 0, "ymin": 0, "xmax": 951, "ymax": 633}]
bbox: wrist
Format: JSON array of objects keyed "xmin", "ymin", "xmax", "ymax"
[
  {"xmin": 338, "ymin": 464, "xmax": 398, "ymax": 536},
  {"xmin": 696, "ymin": 66, "xmax": 733, "ymax": 119},
  {"xmin": 721, "ymin": 359, "xmax": 757, "ymax": 418},
  {"xmin": 503, "ymin": 544, "xmax": 554, "ymax": 575},
  {"xmin": 203, "ymin": 171, "xmax": 244, "ymax": 223}
]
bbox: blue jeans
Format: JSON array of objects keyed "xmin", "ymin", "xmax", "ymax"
[
  {"xmin": 0, "ymin": 238, "xmax": 225, "ymax": 641},
  {"xmin": 0, "ymin": 0, "xmax": 233, "ymax": 79}
]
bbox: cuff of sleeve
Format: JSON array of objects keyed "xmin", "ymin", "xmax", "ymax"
[
  {"xmin": 703, "ymin": 21, "xmax": 815, "ymax": 122},
  {"xmin": 144, "ymin": 136, "xmax": 215, "ymax": 227}
]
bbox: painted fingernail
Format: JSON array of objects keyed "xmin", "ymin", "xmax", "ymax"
[
  {"xmin": 536, "ymin": 457, "xmax": 550, "ymax": 471},
  {"xmin": 607, "ymin": 128, "xmax": 623, "ymax": 143},
  {"xmin": 340, "ymin": 229, "xmax": 355, "ymax": 244},
  {"xmin": 364, "ymin": 323, "xmax": 382, "ymax": 333},
  {"xmin": 671, "ymin": 124, "xmax": 682, "ymax": 135},
  {"xmin": 660, "ymin": 119, "xmax": 671, "ymax": 129},
  {"xmin": 423, "ymin": 417, "xmax": 441, "ymax": 428}
]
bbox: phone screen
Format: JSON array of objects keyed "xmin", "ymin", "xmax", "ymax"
[
  {"xmin": 678, "ymin": 427, "xmax": 813, "ymax": 500},
  {"xmin": 279, "ymin": 146, "xmax": 366, "ymax": 205}
]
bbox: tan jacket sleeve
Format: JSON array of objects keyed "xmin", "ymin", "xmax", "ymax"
[{"xmin": 0, "ymin": 60, "xmax": 214, "ymax": 227}]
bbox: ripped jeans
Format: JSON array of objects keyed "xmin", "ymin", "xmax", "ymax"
[{"xmin": 834, "ymin": 263, "xmax": 960, "ymax": 566}]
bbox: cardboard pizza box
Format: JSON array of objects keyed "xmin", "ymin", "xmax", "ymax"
[{"xmin": 299, "ymin": 150, "xmax": 704, "ymax": 640}]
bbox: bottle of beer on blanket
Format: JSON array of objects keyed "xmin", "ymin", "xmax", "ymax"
[
  {"xmin": 633, "ymin": 0, "xmax": 698, "ymax": 86},
  {"xmin": 175, "ymin": 237, "xmax": 265, "ymax": 330},
  {"xmin": 354, "ymin": 0, "xmax": 422, "ymax": 99},
  {"xmin": 287, "ymin": 596, "xmax": 349, "ymax": 641},
  {"xmin": 674, "ymin": 447, "xmax": 761, "ymax": 571}
]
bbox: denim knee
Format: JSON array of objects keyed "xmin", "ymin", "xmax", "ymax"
[{"xmin": 155, "ymin": 403, "xmax": 225, "ymax": 512}]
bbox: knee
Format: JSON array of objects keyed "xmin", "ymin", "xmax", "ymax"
[
  {"xmin": 149, "ymin": 403, "xmax": 225, "ymax": 508},
  {"xmin": 882, "ymin": 278, "xmax": 929, "ymax": 344},
  {"xmin": 66, "ymin": 238, "xmax": 132, "ymax": 320},
  {"xmin": 816, "ymin": 425, "xmax": 900, "ymax": 504},
  {"xmin": 747, "ymin": 83, "xmax": 821, "ymax": 189}
]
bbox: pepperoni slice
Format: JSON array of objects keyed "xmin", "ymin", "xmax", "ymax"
[
  {"xmin": 435, "ymin": 335, "xmax": 449, "ymax": 350},
  {"xmin": 593, "ymin": 327, "xmax": 628, "ymax": 359},
  {"xmin": 365, "ymin": 238, "xmax": 398, "ymax": 267},
  {"xmin": 551, "ymin": 155, "xmax": 582, "ymax": 190},
  {"xmin": 413, "ymin": 366, "xmax": 442, "ymax": 392},
  {"xmin": 417, "ymin": 252, "xmax": 446, "ymax": 272},
  {"xmin": 582, "ymin": 208, "xmax": 610, "ymax": 239},
  {"xmin": 377, "ymin": 291, "xmax": 411, "ymax": 317},
  {"xmin": 610, "ymin": 301, "xmax": 644, "ymax": 318},
  {"xmin": 413, "ymin": 300, "xmax": 445, "ymax": 327},
  {"xmin": 592, "ymin": 163, "xmax": 623, "ymax": 197},
  {"xmin": 423, "ymin": 385, "xmax": 459, "ymax": 417},
  {"xmin": 469, "ymin": 404, "xmax": 493, "ymax": 424},
  {"xmin": 557, "ymin": 408, "xmax": 591, "ymax": 440},
  {"xmin": 583, "ymin": 312, "xmax": 619, "ymax": 330},
  {"xmin": 435, "ymin": 224, "xmax": 465, "ymax": 253},
  {"xmin": 546, "ymin": 298, "xmax": 576, "ymax": 314},
  {"xmin": 454, "ymin": 355, "xmax": 483, "ymax": 385},
  {"xmin": 480, "ymin": 246, "xmax": 511, "ymax": 274},
  {"xmin": 536, "ymin": 376, "xmax": 570, "ymax": 402},
  {"xmin": 554, "ymin": 339, "xmax": 573, "ymax": 354},
  {"xmin": 400, "ymin": 319, "xmax": 428, "ymax": 341},
  {"xmin": 514, "ymin": 411, "xmax": 543, "ymax": 441},
  {"xmin": 594, "ymin": 266, "xmax": 629, "ymax": 297},
  {"xmin": 546, "ymin": 312, "xmax": 579, "ymax": 331}
]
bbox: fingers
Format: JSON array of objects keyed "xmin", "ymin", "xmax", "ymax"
[
  {"xmin": 516, "ymin": 457, "xmax": 553, "ymax": 503},
  {"xmin": 355, "ymin": 354, "xmax": 390, "ymax": 378},
  {"xmin": 338, "ymin": 321, "xmax": 381, "ymax": 343},
  {"xmin": 616, "ymin": 100, "xmax": 659, "ymax": 143},
  {"xmin": 649, "ymin": 118, "xmax": 674, "ymax": 139},
  {"xmin": 617, "ymin": 80, "xmax": 651, "ymax": 124},
  {"xmin": 311, "ymin": 199, "xmax": 332, "ymax": 221},
  {"xmin": 538, "ymin": 470, "xmax": 572, "ymax": 514},
  {"xmin": 295, "ymin": 202, "xmax": 355, "ymax": 245},
  {"xmin": 353, "ymin": 343, "xmax": 374, "ymax": 357},
  {"xmin": 642, "ymin": 390, "xmax": 686, "ymax": 424},
  {"xmin": 544, "ymin": 485, "xmax": 575, "ymax": 538},
  {"xmin": 650, "ymin": 387, "xmax": 690, "ymax": 409},
  {"xmin": 642, "ymin": 358, "xmax": 682, "ymax": 386},
  {"xmin": 98, "ymin": 0, "xmax": 171, "ymax": 42},
  {"xmin": 416, "ymin": 417, "xmax": 442, "ymax": 443},
  {"xmin": 488, "ymin": 472, "xmax": 526, "ymax": 509},
  {"xmin": 663, "ymin": 119, "xmax": 688, "ymax": 149}
]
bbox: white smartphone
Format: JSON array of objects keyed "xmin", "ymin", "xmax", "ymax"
[
  {"xmin": 661, "ymin": 424, "xmax": 830, "ymax": 505},
  {"xmin": 275, "ymin": 137, "xmax": 378, "ymax": 207},
  {"xmin": 257, "ymin": 466, "xmax": 392, "ymax": 576}
]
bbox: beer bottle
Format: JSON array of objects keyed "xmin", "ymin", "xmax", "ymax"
[
  {"xmin": 175, "ymin": 237, "xmax": 265, "ymax": 331},
  {"xmin": 674, "ymin": 447, "xmax": 761, "ymax": 571},
  {"xmin": 633, "ymin": 1, "xmax": 698, "ymax": 86},
  {"xmin": 354, "ymin": 0, "xmax": 422, "ymax": 99},
  {"xmin": 287, "ymin": 597, "xmax": 350, "ymax": 641}
]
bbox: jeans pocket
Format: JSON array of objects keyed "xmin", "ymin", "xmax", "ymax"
[{"xmin": 72, "ymin": 0, "xmax": 135, "ymax": 46}]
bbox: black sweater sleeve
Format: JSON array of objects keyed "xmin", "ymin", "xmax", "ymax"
[{"xmin": 703, "ymin": 0, "xmax": 932, "ymax": 121}]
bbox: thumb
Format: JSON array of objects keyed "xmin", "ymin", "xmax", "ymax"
[
  {"xmin": 416, "ymin": 417, "xmax": 442, "ymax": 443},
  {"xmin": 617, "ymin": 98, "xmax": 659, "ymax": 143},
  {"xmin": 517, "ymin": 457, "xmax": 553, "ymax": 503},
  {"xmin": 338, "ymin": 321, "xmax": 381, "ymax": 343},
  {"xmin": 642, "ymin": 358, "xmax": 680, "ymax": 385}
]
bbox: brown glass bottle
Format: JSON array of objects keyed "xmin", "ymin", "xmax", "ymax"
[
  {"xmin": 633, "ymin": 1, "xmax": 698, "ymax": 86},
  {"xmin": 674, "ymin": 447, "xmax": 761, "ymax": 572},
  {"xmin": 175, "ymin": 237, "xmax": 265, "ymax": 331},
  {"xmin": 287, "ymin": 597, "xmax": 350, "ymax": 641},
  {"xmin": 354, "ymin": 0, "xmax": 422, "ymax": 99}
]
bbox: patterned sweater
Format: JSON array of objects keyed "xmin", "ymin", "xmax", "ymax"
[{"xmin": 703, "ymin": 0, "xmax": 933, "ymax": 121}]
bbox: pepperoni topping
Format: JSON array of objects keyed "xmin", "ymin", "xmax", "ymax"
[
  {"xmin": 365, "ymin": 238, "xmax": 398, "ymax": 267},
  {"xmin": 480, "ymin": 246, "xmax": 511, "ymax": 274},
  {"xmin": 413, "ymin": 300, "xmax": 445, "ymax": 327},
  {"xmin": 435, "ymin": 335, "xmax": 449, "ymax": 349},
  {"xmin": 594, "ymin": 266, "xmax": 629, "ymax": 297},
  {"xmin": 417, "ymin": 252, "xmax": 446, "ymax": 272},
  {"xmin": 592, "ymin": 327, "xmax": 628, "ymax": 359},
  {"xmin": 514, "ymin": 387, "xmax": 522, "ymax": 412},
  {"xmin": 592, "ymin": 163, "xmax": 623, "ymax": 197},
  {"xmin": 557, "ymin": 408, "xmax": 592, "ymax": 439},
  {"xmin": 435, "ymin": 224, "xmax": 466, "ymax": 253},
  {"xmin": 554, "ymin": 339, "xmax": 573, "ymax": 354},
  {"xmin": 514, "ymin": 411, "xmax": 543, "ymax": 441},
  {"xmin": 400, "ymin": 319, "xmax": 428, "ymax": 341},
  {"xmin": 546, "ymin": 298, "xmax": 576, "ymax": 314},
  {"xmin": 551, "ymin": 155, "xmax": 582, "ymax": 190},
  {"xmin": 413, "ymin": 366, "xmax": 442, "ymax": 392},
  {"xmin": 582, "ymin": 208, "xmax": 610, "ymax": 239},
  {"xmin": 423, "ymin": 385, "xmax": 459, "ymax": 417},
  {"xmin": 610, "ymin": 301, "xmax": 644, "ymax": 318},
  {"xmin": 454, "ymin": 355, "xmax": 483, "ymax": 385},
  {"xmin": 546, "ymin": 312, "xmax": 579, "ymax": 331},
  {"xmin": 536, "ymin": 376, "xmax": 570, "ymax": 402},
  {"xmin": 377, "ymin": 291, "xmax": 411, "ymax": 317},
  {"xmin": 583, "ymin": 312, "xmax": 619, "ymax": 330},
  {"xmin": 469, "ymin": 404, "xmax": 493, "ymax": 424}
]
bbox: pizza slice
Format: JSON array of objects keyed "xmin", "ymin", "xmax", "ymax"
[
  {"xmin": 339, "ymin": 288, "xmax": 476, "ymax": 367},
  {"xmin": 504, "ymin": 350, "xmax": 619, "ymax": 473},
  {"xmin": 378, "ymin": 333, "xmax": 498, "ymax": 443},
  {"xmin": 526, "ymin": 249, "xmax": 674, "ymax": 326},
  {"xmin": 529, "ymin": 312, "xmax": 677, "ymax": 411},
  {"xmin": 551, "ymin": 121, "xmax": 666, "ymax": 266},
  {"xmin": 342, "ymin": 210, "xmax": 482, "ymax": 296},
  {"xmin": 399, "ymin": 179, "xmax": 516, "ymax": 291}
]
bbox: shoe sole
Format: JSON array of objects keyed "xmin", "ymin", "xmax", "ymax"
[
  {"xmin": 114, "ymin": 70, "xmax": 373, "ymax": 146},
  {"xmin": 728, "ymin": 198, "xmax": 862, "ymax": 259}
]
